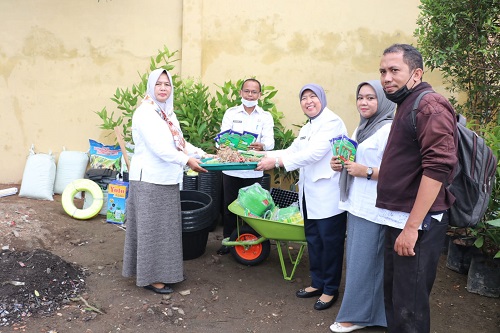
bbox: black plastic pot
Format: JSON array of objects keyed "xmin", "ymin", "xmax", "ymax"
[
  {"xmin": 467, "ymin": 254, "xmax": 500, "ymax": 297},
  {"xmin": 446, "ymin": 237, "xmax": 476, "ymax": 274},
  {"xmin": 259, "ymin": 173, "xmax": 271, "ymax": 191},
  {"xmin": 180, "ymin": 190, "xmax": 213, "ymax": 260},
  {"xmin": 197, "ymin": 170, "xmax": 222, "ymax": 231},
  {"xmin": 182, "ymin": 173, "xmax": 198, "ymax": 191}
]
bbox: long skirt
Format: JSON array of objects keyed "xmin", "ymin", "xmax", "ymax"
[
  {"xmin": 335, "ymin": 213, "xmax": 387, "ymax": 327},
  {"xmin": 122, "ymin": 181, "xmax": 184, "ymax": 286}
]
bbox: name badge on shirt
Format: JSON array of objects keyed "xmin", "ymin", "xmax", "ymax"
[{"xmin": 233, "ymin": 120, "xmax": 243, "ymax": 123}]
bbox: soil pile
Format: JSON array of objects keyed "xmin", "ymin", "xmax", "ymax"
[{"xmin": 0, "ymin": 249, "xmax": 86, "ymax": 327}]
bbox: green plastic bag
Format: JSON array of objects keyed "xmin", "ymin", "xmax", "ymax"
[
  {"xmin": 274, "ymin": 206, "xmax": 299, "ymax": 220},
  {"xmin": 237, "ymin": 183, "xmax": 275, "ymax": 217},
  {"xmin": 271, "ymin": 205, "xmax": 303, "ymax": 224}
]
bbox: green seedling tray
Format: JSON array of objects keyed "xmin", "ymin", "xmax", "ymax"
[{"xmin": 200, "ymin": 158, "xmax": 258, "ymax": 171}]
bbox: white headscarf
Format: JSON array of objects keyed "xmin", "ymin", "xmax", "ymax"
[
  {"xmin": 146, "ymin": 68, "xmax": 174, "ymax": 116},
  {"xmin": 142, "ymin": 68, "xmax": 186, "ymax": 152}
]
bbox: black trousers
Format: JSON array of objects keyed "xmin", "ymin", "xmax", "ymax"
[
  {"xmin": 384, "ymin": 212, "xmax": 448, "ymax": 333},
  {"xmin": 303, "ymin": 195, "xmax": 347, "ymax": 296},
  {"xmin": 222, "ymin": 174, "xmax": 262, "ymax": 238}
]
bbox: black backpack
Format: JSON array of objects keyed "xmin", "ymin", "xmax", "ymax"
[{"xmin": 411, "ymin": 91, "xmax": 497, "ymax": 228}]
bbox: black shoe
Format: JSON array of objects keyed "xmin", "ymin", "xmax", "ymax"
[
  {"xmin": 217, "ymin": 245, "xmax": 231, "ymax": 255},
  {"xmin": 296, "ymin": 288, "xmax": 323, "ymax": 298},
  {"xmin": 313, "ymin": 293, "xmax": 338, "ymax": 310},
  {"xmin": 143, "ymin": 284, "xmax": 174, "ymax": 294}
]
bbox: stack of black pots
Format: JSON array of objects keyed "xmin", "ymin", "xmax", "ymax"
[
  {"xmin": 180, "ymin": 190, "xmax": 213, "ymax": 260},
  {"xmin": 184, "ymin": 171, "xmax": 222, "ymax": 231},
  {"xmin": 197, "ymin": 171, "xmax": 223, "ymax": 231}
]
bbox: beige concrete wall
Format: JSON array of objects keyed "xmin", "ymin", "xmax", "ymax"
[
  {"xmin": 0, "ymin": 0, "xmax": 447, "ymax": 184},
  {"xmin": 0, "ymin": 0, "xmax": 183, "ymax": 183}
]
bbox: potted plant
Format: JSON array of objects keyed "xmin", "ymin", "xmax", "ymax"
[
  {"xmin": 466, "ymin": 122, "xmax": 500, "ymax": 297},
  {"xmin": 466, "ymin": 218, "xmax": 500, "ymax": 297},
  {"xmin": 469, "ymin": 122, "xmax": 500, "ymax": 257},
  {"xmin": 445, "ymin": 226, "xmax": 477, "ymax": 274}
]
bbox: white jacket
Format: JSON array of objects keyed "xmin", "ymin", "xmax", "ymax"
[
  {"xmin": 268, "ymin": 107, "xmax": 347, "ymax": 219},
  {"xmin": 129, "ymin": 102, "xmax": 205, "ymax": 185},
  {"xmin": 338, "ymin": 123, "xmax": 391, "ymax": 223}
]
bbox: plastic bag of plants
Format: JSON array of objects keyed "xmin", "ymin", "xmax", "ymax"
[
  {"xmin": 237, "ymin": 183, "xmax": 275, "ymax": 217},
  {"xmin": 272, "ymin": 205, "xmax": 303, "ymax": 225}
]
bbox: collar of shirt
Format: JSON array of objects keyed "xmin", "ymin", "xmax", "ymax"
[{"xmin": 237, "ymin": 104, "xmax": 262, "ymax": 115}]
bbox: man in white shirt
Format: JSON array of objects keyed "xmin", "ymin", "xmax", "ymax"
[{"xmin": 217, "ymin": 78, "xmax": 275, "ymax": 255}]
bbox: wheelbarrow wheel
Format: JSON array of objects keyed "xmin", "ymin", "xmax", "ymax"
[{"xmin": 229, "ymin": 225, "xmax": 270, "ymax": 266}]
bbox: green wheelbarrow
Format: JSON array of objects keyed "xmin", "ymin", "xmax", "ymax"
[{"xmin": 223, "ymin": 189, "xmax": 307, "ymax": 281}]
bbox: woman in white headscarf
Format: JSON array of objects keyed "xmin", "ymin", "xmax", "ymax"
[
  {"xmin": 122, "ymin": 68, "xmax": 208, "ymax": 294},
  {"xmin": 257, "ymin": 84, "xmax": 348, "ymax": 311},
  {"xmin": 329, "ymin": 80, "xmax": 395, "ymax": 333}
]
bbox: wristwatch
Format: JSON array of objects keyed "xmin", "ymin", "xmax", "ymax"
[
  {"xmin": 275, "ymin": 157, "xmax": 280, "ymax": 169},
  {"xmin": 366, "ymin": 167, "xmax": 373, "ymax": 180}
]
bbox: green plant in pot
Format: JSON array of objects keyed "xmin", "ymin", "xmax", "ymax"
[
  {"xmin": 465, "ymin": 122, "xmax": 500, "ymax": 297},
  {"xmin": 467, "ymin": 216, "xmax": 500, "ymax": 298},
  {"xmin": 469, "ymin": 121, "xmax": 500, "ymax": 259},
  {"xmin": 469, "ymin": 219, "xmax": 500, "ymax": 259}
]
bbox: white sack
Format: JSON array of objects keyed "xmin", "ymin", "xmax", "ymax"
[
  {"xmin": 19, "ymin": 145, "xmax": 57, "ymax": 201},
  {"xmin": 54, "ymin": 150, "xmax": 89, "ymax": 198}
]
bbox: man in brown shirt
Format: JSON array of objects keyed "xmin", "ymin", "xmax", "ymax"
[{"xmin": 376, "ymin": 44, "xmax": 458, "ymax": 333}]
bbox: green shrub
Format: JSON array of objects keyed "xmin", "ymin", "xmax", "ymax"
[
  {"xmin": 415, "ymin": 0, "xmax": 499, "ymax": 129},
  {"xmin": 415, "ymin": 0, "xmax": 500, "ymax": 258}
]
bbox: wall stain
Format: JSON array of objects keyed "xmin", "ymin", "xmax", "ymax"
[
  {"xmin": 202, "ymin": 19, "xmax": 411, "ymax": 76},
  {"xmin": 22, "ymin": 27, "xmax": 78, "ymax": 59},
  {"xmin": 310, "ymin": 32, "xmax": 343, "ymax": 62},
  {"xmin": 0, "ymin": 51, "xmax": 21, "ymax": 83},
  {"xmin": 286, "ymin": 32, "xmax": 310, "ymax": 55},
  {"xmin": 20, "ymin": 27, "xmax": 126, "ymax": 70},
  {"xmin": 12, "ymin": 97, "xmax": 27, "ymax": 149},
  {"xmin": 88, "ymin": 37, "xmax": 113, "ymax": 66},
  {"xmin": 348, "ymin": 28, "xmax": 411, "ymax": 73},
  {"xmin": 202, "ymin": 15, "xmax": 285, "ymax": 72},
  {"xmin": 202, "ymin": 17, "xmax": 244, "ymax": 74}
]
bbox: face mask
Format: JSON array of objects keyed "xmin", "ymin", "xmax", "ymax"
[
  {"xmin": 384, "ymin": 71, "xmax": 415, "ymax": 104},
  {"xmin": 241, "ymin": 98, "xmax": 258, "ymax": 108}
]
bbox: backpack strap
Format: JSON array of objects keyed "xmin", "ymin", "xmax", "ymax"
[
  {"xmin": 456, "ymin": 113, "xmax": 467, "ymax": 126},
  {"xmin": 411, "ymin": 90, "xmax": 464, "ymax": 137},
  {"xmin": 410, "ymin": 90, "xmax": 434, "ymax": 135}
]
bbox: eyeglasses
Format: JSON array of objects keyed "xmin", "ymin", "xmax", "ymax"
[{"xmin": 242, "ymin": 89, "xmax": 260, "ymax": 95}]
